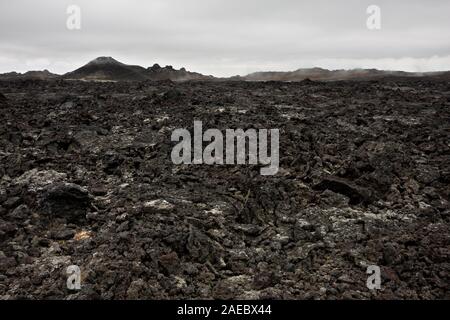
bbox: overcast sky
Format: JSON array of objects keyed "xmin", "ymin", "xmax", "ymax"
[{"xmin": 1, "ymin": 0, "xmax": 449, "ymax": 77}]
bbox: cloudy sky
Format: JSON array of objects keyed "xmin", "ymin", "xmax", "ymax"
[{"xmin": 1, "ymin": 0, "xmax": 449, "ymax": 77}]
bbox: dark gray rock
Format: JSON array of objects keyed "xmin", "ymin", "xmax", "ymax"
[
  {"xmin": 9, "ymin": 204, "xmax": 30, "ymax": 220},
  {"xmin": 41, "ymin": 183, "xmax": 90, "ymax": 223},
  {"xmin": 3, "ymin": 196, "xmax": 21, "ymax": 209},
  {"xmin": 313, "ymin": 176, "xmax": 374, "ymax": 205},
  {"xmin": 50, "ymin": 229, "xmax": 76, "ymax": 240}
]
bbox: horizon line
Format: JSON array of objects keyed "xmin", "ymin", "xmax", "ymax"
[{"xmin": 2, "ymin": 55, "xmax": 450, "ymax": 78}]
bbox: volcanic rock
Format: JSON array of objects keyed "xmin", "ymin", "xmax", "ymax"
[
  {"xmin": 0, "ymin": 77, "xmax": 448, "ymax": 300},
  {"xmin": 0, "ymin": 92, "xmax": 7, "ymax": 106},
  {"xmin": 313, "ymin": 176, "xmax": 374, "ymax": 205},
  {"xmin": 40, "ymin": 183, "xmax": 91, "ymax": 222}
]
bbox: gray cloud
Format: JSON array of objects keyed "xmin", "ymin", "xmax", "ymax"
[{"xmin": 1, "ymin": 0, "xmax": 449, "ymax": 76}]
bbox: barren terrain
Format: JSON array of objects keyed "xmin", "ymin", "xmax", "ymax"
[{"xmin": 0, "ymin": 78, "xmax": 449, "ymax": 299}]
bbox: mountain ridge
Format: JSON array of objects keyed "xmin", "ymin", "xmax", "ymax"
[
  {"xmin": 63, "ymin": 56, "xmax": 213, "ymax": 81},
  {"xmin": 237, "ymin": 67, "xmax": 450, "ymax": 81},
  {"xmin": 1, "ymin": 57, "xmax": 449, "ymax": 81},
  {"xmin": 0, "ymin": 69, "xmax": 60, "ymax": 80}
]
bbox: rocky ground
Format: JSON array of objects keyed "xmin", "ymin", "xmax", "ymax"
[{"xmin": 0, "ymin": 78, "xmax": 449, "ymax": 299}]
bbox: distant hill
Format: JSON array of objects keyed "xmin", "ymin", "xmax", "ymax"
[
  {"xmin": 239, "ymin": 67, "xmax": 450, "ymax": 81},
  {"xmin": 63, "ymin": 56, "xmax": 213, "ymax": 81},
  {"xmin": 1, "ymin": 58, "xmax": 449, "ymax": 82},
  {"xmin": 63, "ymin": 57, "xmax": 148, "ymax": 81},
  {"xmin": 0, "ymin": 57, "xmax": 213, "ymax": 82},
  {"xmin": 145, "ymin": 63, "xmax": 214, "ymax": 81},
  {"xmin": 0, "ymin": 69, "xmax": 59, "ymax": 80}
]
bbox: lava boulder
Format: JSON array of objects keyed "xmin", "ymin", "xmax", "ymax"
[{"xmin": 41, "ymin": 183, "xmax": 91, "ymax": 223}]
